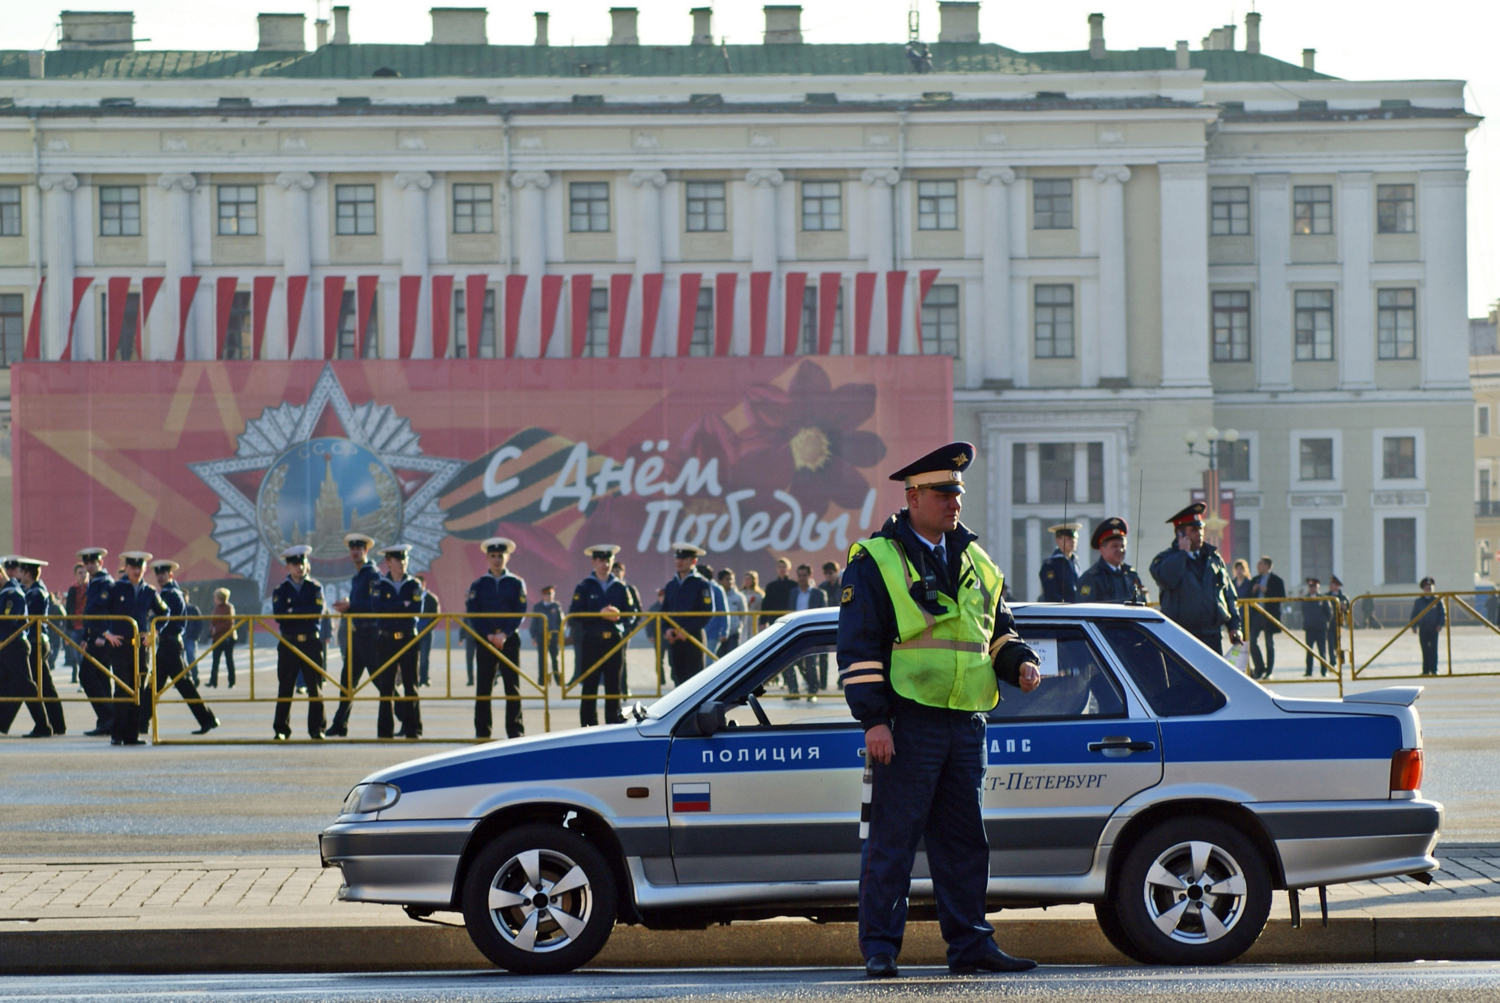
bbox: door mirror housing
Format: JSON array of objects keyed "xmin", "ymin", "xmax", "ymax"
[{"xmin": 695, "ymin": 700, "xmax": 726, "ymax": 736}]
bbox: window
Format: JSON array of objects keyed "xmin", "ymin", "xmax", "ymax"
[
  {"xmin": 1232, "ymin": 518, "xmax": 1251, "ymax": 563},
  {"xmin": 1377, "ymin": 184, "xmax": 1415, "ymax": 234},
  {"xmin": 0, "ymin": 293, "xmax": 24, "ymax": 366},
  {"xmin": 917, "ymin": 179, "xmax": 958, "ymax": 230},
  {"xmin": 716, "ymin": 633, "xmax": 847, "ymax": 729},
  {"xmin": 1383, "ymin": 436, "xmax": 1417, "ymax": 480},
  {"xmin": 689, "ymin": 287, "xmax": 713, "ymax": 357},
  {"xmin": 1481, "ymin": 469, "xmax": 1492, "ymax": 504},
  {"xmin": 1034, "ymin": 284, "xmax": 1074, "ymax": 358},
  {"xmin": 1294, "ymin": 290, "xmax": 1334, "ymax": 361},
  {"xmin": 1383, "ymin": 518, "xmax": 1417, "ymax": 584},
  {"xmin": 99, "ymin": 185, "xmax": 141, "ymax": 237},
  {"xmin": 1010, "ymin": 518, "xmax": 1030, "ymax": 598},
  {"xmin": 919, "ymin": 284, "xmax": 959, "ymax": 356},
  {"xmin": 216, "ymin": 185, "xmax": 258, "ymax": 236},
  {"xmin": 1377, "ymin": 288, "xmax": 1416, "ymax": 360},
  {"xmin": 1032, "ymin": 178, "xmax": 1073, "ymax": 230},
  {"xmin": 1096, "ymin": 622, "xmax": 1226, "ymax": 716},
  {"xmin": 110, "ymin": 291, "xmax": 141, "ymax": 360},
  {"xmin": 1293, "ymin": 185, "xmax": 1332, "ymax": 235},
  {"xmin": 1301, "ymin": 518, "xmax": 1333, "ymax": 586},
  {"xmin": 1220, "ymin": 440, "xmax": 1251, "ymax": 482},
  {"xmin": 1037, "ymin": 443, "xmax": 1073, "ymax": 504},
  {"xmin": 1011, "ymin": 444, "xmax": 1027, "ymax": 505},
  {"xmin": 583, "ymin": 287, "xmax": 609, "ymax": 358},
  {"xmin": 452, "ymin": 183, "xmax": 494, "ymax": 234},
  {"xmin": 798, "ymin": 283, "xmax": 844, "ymax": 355},
  {"xmin": 335, "ymin": 184, "xmax": 376, "ymax": 236},
  {"xmin": 801, "ymin": 181, "xmax": 842, "ymax": 231},
  {"xmin": 452, "ymin": 289, "xmax": 497, "ymax": 358},
  {"xmin": 685, "ymin": 181, "xmax": 726, "ymax": 233},
  {"xmin": 1211, "ymin": 291, "xmax": 1251, "ymax": 362},
  {"xmin": 1210, "ymin": 186, "xmax": 1250, "ymax": 236},
  {"xmin": 0, "ymin": 186, "xmax": 20, "ymax": 237},
  {"xmin": 569, "ymin": 181, "xmax": 610, "ymax": 232},
  {"xmin": 1088, "ymin": 442, "xmax": 1104, "ymax": 502},
  {"xmin": 1480, "ymin": 406, "xmax": 1491, "ymax": 437},
  {"xmin": 1299, "ymin": 438, "xmax": 1334, "ymax": 481},
  {"xmin": 334, "ymin": 291, "xmax": 378, "ymax": 359},
  {"xmin": 221, "ymin": 290, "xmax": 250, "ymax": 360},
  {"xmin": 986, "ymin": 625, "xmax": 1125, "ymax": 721}
]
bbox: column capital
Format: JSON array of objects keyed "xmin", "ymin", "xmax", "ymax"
[
  {"xmin": 976, "ymin": 166, "xmax": 1016, "ymax": 187},
  {"xmin": 510, "ymin": 170, "xmax": 552, "ymax": 190},
  {"xmin": 275, "ymin": 171, "xmax": 315, "ymax": 192},
  {"xmin": 861, "ymin": 168, "xmax": 900, "ymax": 188},
  {"xmin": 628, "ymin": 169, "xmax": 667, "ymax": 189},
  {"xmin": 1092, "ymin": 165, "xmax": 1131, "ymax": 185},
  {"xmin": 156, "ymin": 172, "xmax": 198, "ymax": 193},
  {"xmin": 37, "ymin": 173, "xmax": 78, "ymax": 193},
  {"xmin": 744, "ymin": 168, "xmax": 785, "ymax": 189},
  {"xmin": 394, "ymin": 170, "xmax": 434, "ymax": 191}
]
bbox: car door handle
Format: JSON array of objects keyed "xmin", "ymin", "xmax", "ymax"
[{"xmin": 1088, "ymin": 737, "xmax": 1156, "ymax": 752}]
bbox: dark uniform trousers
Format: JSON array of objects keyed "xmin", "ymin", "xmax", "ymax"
[
  {"xmin": 860, "ymin": 702, "xmax": 997, "ymax": 967},
  {"xmin": 1418, "ymin": 628, "xmax": 1441, "ymax": 675},
  {"xmin": 578, "ymin": 626, "xmax": 626, "ymax": 727},
  {"xmin": 108, "ymin": 639, "xmax": 146, "ymax": 743},
  {"xmin": 274, "ymin": 633, "xmax": 326, "ymax": 737},
  {"xmin": 34, "ymin": 640, "xmax": 65, "ymax": 734},
  {"xmin": 0, "ymin": 649, "xmax": 47, "ymax": 735},
  {"xmin": 79, "ymin": 646, "xmax": 114, "ymax": 731},
  {"xmin": 476, "ymin": 632, "xmax": 523, "ymax": 739},
  {"xmin": 329, "ymin": 627, "xmax": 379, "ymax": 735},
  {"xmin": 379, "ymin": 630, "xmax": 421, "ymax": 738},
  {"xmin": 156, "ymin": 638, "xmax": 217, "ymax": 731},
  {"xmin": 667, "ymin": 630, "xmax": 706, "ymax": 685}
]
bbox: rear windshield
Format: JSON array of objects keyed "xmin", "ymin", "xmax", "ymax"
[{"xmin": 1096, "ymin": 621, "xmax": 1226, "ymax": 717}]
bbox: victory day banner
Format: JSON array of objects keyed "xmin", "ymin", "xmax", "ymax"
[{"xmin": 13, "ymin": 358, "xmax": 951, "ymax": 607}]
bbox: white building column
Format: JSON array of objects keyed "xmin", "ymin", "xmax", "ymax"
[
  {"xmin": 37, "ymin": 173, "xmax": 77, "ymax": 361},
  {"xmin": 862, "ymin": 169, "xmax": 898, "ymax": 355},
  {"xmin": 395, "ymin": 170, "xmax": 433, "ymax": 359},
  {"xmin": 511, "ymin": 170, "xmax": 551, "ymax": 358},
  {"xmin": 1419, "ymin": 169, "xmax": 1471, "ymax": 389},
  {"xmin": 154, "ymin": 172, "xmax": 197, "ymax": 361},
  {"xmin": 1093, "ymin": 165, "xmax": 1130, "ymax": 384},
  {"xmin": 1158, "ymin": 162, "xmax": 1210, "ymax": 387},
  {"xmin": 1254, "ymin": 173, "xmax": 1292, "ymax": 391},
  {"xmin": 276, "ymin": 171, "xmax": 315, "ymax": 360},
  {"xmin": 1337, "ymin": 172, "xmax": 1375, "ymax": 389},
  {"xmin": 976, "ymin": 166, "xmax": 1015, "ymax": 389},
  {"xmin": 629, "ymin": 169, "xmax": 666, "ymax": 357},
  {"xmin": 745, "ymin": 168, "xmax": 783, "ymax": 356}
]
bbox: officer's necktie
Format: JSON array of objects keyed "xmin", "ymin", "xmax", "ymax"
[{"xmin": 933, "ymin": 544, "xmax": 946, "ymax": 568}]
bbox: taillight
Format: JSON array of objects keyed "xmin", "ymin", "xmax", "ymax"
[{"xmin": 1390, "ymin": 749, "xmax": 1423, "ymax": 792}]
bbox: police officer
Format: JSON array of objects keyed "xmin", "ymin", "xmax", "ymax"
[
  {"xmin": 151, "ymin": 560, "xmax": 219, "ymax": 736},
  {"xmin": 466, "ymin": 537, "xmax": 528, "ymax": 740},
  {"xmin": 78, "ymin": 546, "xmax": 116, "ymax": 735},
  {"xmin": 106, "ymin": 551, "xmax": 167, "ymax": 745},
  {"xmin": 0, "ymin": 557, "xmax": 47, "ymax": 737},
  {"xmin": 569, "ymin": 544, "xmax": 641, "ymax": 727},
  {"xmin": 18, "ymin": 557, "xmax": 65, "ymax": 736},
  {"xmin": 271, "ymin": 545, "xmax": 326, "ymax": 740},
  {"xmin": 1037, "ymin": 523, "xmax": 1082, "ymax": 602},
  {"xmin": 1076, "ymin": 518, "xmax": 1147, "ymax": 604},
  {"xmin": 327, "ymin": 533, "xmax": 383, "ymax": 737},
  {"xmin": 374, "ymin": 544, "xmax": 425, "ymax": 739},
  {"xmin": 661, "ymin": 543, "xmax": 714, "ymax": 685},
  {"xmin": 837, "ymin": 442, "xmax": 1041, "ymax": 979},
  {"xmin": 1149, "ymin": 503, "xmax": 1242, "ymax": 655}
]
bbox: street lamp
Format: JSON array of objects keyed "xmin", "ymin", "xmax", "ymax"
[{"xmin": 1184, "ymin": 427, "xmax": 1239, "ymax": 470}]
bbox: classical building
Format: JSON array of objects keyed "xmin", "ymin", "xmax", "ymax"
[
  {"xmin": 0, "ymin": 3, "xmax": 1478, "ymax": 598},
  {"xmin": 1471, "ymin": 308, "xmax": 1500, "ymax": 585}
]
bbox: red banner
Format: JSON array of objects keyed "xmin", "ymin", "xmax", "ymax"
[
  {"xmin": 355, "ymin": 276, "xmax": 379, "ymax": 359},
  {"xmin": 62, "ymin": 276, "xmax": 93, "ymax": 362},
  {"xmin": 783, "ymin": 272, "xmax": 807, "ymax": 356},
  {"xmin": 885, "ymin": 270, "xmax": 907, "ymax": 355},
  {"xmin": 639, "ymin": 272, "xmax": 663, "ymax": 359},
  {"xmin": 676, "ymin": 273, "xmax": 702, "ymax": 357},
  {"xmin": 107, "ymin": 276, "xmax": 131, "ymax": 361},
  {"xmin": 398, "ymin": 276, "xmax": 422, "ymax": 359},
  {"xmin": 817, "ymin": 273, "xmax": 840, "ymax": 355},
  {"xmin": 252, "ymin": 276, "xmax": 275, "ymax": 361},
  {"xmin": 322, "ymin": 276, "xmax": 345, "ymax": 360},
  {"xmin": 853, "ymin": 272, "xmax": 877, "ymax": 356},
  {"xmin": 13, "ymin": 358, "xmax": 950, "ymax": 611},
  {"xmin": 215, "ymin": 277, "xmax": 238, "ymax": 360},
  {"xmin": 285, "ymin": 275, "xmax": 309, "ymax": 359},
  {"xmin": 713, "ymin": 273, "xmax": 736, "ymax": 357},
  {"xmin": 23, "ymin": 279, "xmax": 43, "ymax": 361},
  {"xmin": 503, "ymin": 274, "xmax": 526, "ymax": 359},
  {"xmin": 177, "ymin": 276, "xmax": 200, "ymax": 362},
  {"xmin": 539, "ymin": 274, "xmax": 564, "ymax": 358},
  {"xmin": 570, "ymin": 274, "xmax": 592, "ymax": 358},
  {"xmin": 608, "ymin": 273, "xmax": 632, "ymax": 358},
  {"xmin": 431, "ymin": 275, "xmax": 454, "ymax": 360},
  {"xmin": 140, "ymin": 276, "xmax": 164, "ymax": 358}
]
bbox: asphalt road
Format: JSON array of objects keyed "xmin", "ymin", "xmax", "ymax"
[{"xmin": 2, "ymin": 965, "xmax": 1500, "ymax": 1002}]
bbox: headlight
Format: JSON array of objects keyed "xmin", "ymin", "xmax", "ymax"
[{"xmin": 341, "ymin": 782, "xmax": 400, "ymax": 815}]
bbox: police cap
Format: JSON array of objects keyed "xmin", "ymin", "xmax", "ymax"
[
  {"xmin": 670, "ymin": 542, "xmax": 706, "ymax": 559},
  {"xmin": 1091, "ymin": 517, "xmax": 1129, "ymax": 550},
  {"xmin": 281, "ymin": 544, "xmax": 312, "ymax": 562},
  {"xmin": 344, "ymin": 533, "xmax": 375, "ymax": 549},
  {"xmin": 585, "ymin": 544, "xmax": 621, "ymax": 560},
  {"xmin": 888, "ymin": 441, "xmax": 974, "ymax": 494},
  {"xmin": 481, "ymin": 537, "xmax": 516, "ymax": 555},
  {"xmin": 1166, "ymin": 502, "xmax": 1206, "ymax": 529}
]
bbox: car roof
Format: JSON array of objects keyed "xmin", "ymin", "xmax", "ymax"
[{"xmin": 776, "ymin": 603, "xmax": 1165, "ymax": 628}]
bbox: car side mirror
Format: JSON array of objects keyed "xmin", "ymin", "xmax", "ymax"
[{"xmin": 695, "ymin": 700, "xmax": 726, "ymax": 736}]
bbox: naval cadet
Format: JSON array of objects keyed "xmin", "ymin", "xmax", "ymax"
[
  {"xmin": 19, "ymin": 557, "xmax": 65, "ymax": 736},
  {"xmin": 78, "ymin": 547, "xmax": 117, "ymax": 735},
  {"xmin": 373, "ymin": 545, "xmax": 425, "ymax": 739},
  {"xmin": 151, "ymin": 560, "xmax": 219, "ymax": 736},
  {"xmin": 1037, "ymin": 523, "xmax": 1082, "ymax": 602},
  {"xmin": 1149, "ymin": 503, "xmax": 1242, "ymax": 655},
  {"xmin": 271, "ymin": 545, "xmax": 326, "ymax": 740},
  {"xmin": 0, "ymin": 557, "xmax": 46, "ymax": 737},
  {"xmin": 466, "ymin": 537, "xmax": 528, "ymax": 740},
  {"xmin": 105, "ymin": 551, "xmax": 168, "ymax": 745},
  {"xmin": 1076, "ymin": 518, "xmax": 1147, "ymax": 604},
  {"xmin": 660, "ymin": 543, "xmax": 714, "ymax": 685},
  {"xmin": 568, "ymin": 544, "xmax": 641, "ymax": 727},
  {"xmin": 327, "ymin": 533, "xmax": 383, "ymax": 737},
  {"xmin": 837, "ymin": 442, "xmax": 1040, "ymax": 979}
]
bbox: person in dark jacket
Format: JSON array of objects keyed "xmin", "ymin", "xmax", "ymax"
[
  {"xmin": 529, "ymin": 586, "xmax": 562, "ymax": 687},
  {"xmin": 1301, "ymin": 578, "xmax": 1333, "ymax": 676},
  {"xmin": 152, "ymin": 560, "xmax": 219, "ymax": 735},
  {"xmin": 416, "ymin": 580, "xmax": 439, "ymax": 688},
  {"xmin": 1246, "ymin": 557, "xmax": 1286, "ymax": 679},
  {"xmin": 0, "ymin": 559, "xmax": 46, "ymax": 737},
  {"xmin": 373, "ymin": 545, "xmax": 426, "ymax": 739},
  {"xmin": 467, "ymin": 537, "xmax": 528, "ymax": 739},
  {"xmin": 760, "ymin": 558, "xmax": 797, "ymax": 625},
  {"xmin": 78, "ymin": 547, "xmax": 117, "ymax": 735},
  {"xmin": 568, "ymin": 544, "xmax": 641, "ymax": 727},
  {"xmin": 1411, "ymin": 576, "xmax": 1444, "ymax": 675},
  {"xmin": 270, "ymin": 545, "xmax": 325, "ymax": 740},
  {"xmin": 1149, "ymin": 503, "xmax": 1242, "ymax": 655},
  {"xmin": 1037, "ymin": 523, "xmax": 1082, "ymax": 602},
  {"xmin": 661, "ymin": 544, "xmax": 714, "ymax": 685},
  {"xmin": 105, "ymin": 551, "xmax": 168, "ymax": 745},
  {"xmin": 326, "ymin": 532, "xmax": 384, "ymax": 737},
  {"xmin": 20, "ymin": 559, "xmax": 66, "ymax": 735},
  {"xmin": 1077, "ymin": 518, "xmax": 1146, "ymax": 604}
]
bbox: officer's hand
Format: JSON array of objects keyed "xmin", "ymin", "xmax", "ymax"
[
  {"xmin": 601, "ymin": 604, "xmax": 621, "ymax": 623},
  {"xmin": 1177, "ymin": 533, "xmax": 1192, "ymax": 553},
  {"xmin": 1018, "ymin": 661, "xmax": 1041, "ymax": 693},
  {"xmin": 333, "ymin": 599, "xmax": 350, "ymax": 613},
  {"xmin": 665, "ymin": 628, "xmax": 680, "ymax": 643},
  {"xmin": 864, "ymin": 724, "xmax": 894, "ymax": 765},
  {"xmin": 1229, "ymin": 631, "xmax": 1243, "ymax": 646}
]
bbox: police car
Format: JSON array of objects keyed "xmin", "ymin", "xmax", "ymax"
[{"xmin": 319, "ymin": 603, "xmax": 1440, "ymax": 973}]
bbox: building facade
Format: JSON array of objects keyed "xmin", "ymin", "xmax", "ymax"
[
  {"xmin": 1471, "ymin": 309, "xmax": 1500, "ymax": 584},
  {"xmin": 0, "ymin": 4, "xmax": 1478, "ymax": 598}
]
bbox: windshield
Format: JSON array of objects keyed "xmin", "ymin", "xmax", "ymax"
[{"xmin": 645, "ymin": 618, "xmax": 791, "ymax": 719}]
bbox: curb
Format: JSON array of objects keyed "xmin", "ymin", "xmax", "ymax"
[{"xmin": 4, "ymin": 917, "xmax": 1499, "ymax": 974}]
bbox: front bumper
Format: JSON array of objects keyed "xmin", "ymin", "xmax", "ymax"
[
  {"xmin": 1251, "ymin": 799, "xmax": 1443, "ymax": 888},
  {"xmin": 319, "ymin": 818, "xmax": 478, "ymax": 907}
]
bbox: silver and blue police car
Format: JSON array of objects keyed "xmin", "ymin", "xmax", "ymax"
[{"xmin": 319, "ymin": 603, "xmax": 1440, "ymax": 973}]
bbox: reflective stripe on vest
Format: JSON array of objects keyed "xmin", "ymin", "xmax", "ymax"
[{"xmin": 851, "ymin": 535, "xmax": 1005, "ymax": 712}]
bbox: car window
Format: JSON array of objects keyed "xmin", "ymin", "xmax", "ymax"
[
  {"xmin": 1096, "ymin": 621, "xmax": 1227, "ymax": 717},
  {"xmin": 987, "ymin": 624, "xmax": 1126, "ymax": 722},
  {"xmin": 645, "ymin": 618, "xmax": 790, "ymax": 719},
  {"xmin": 714, "ymin": 631, "xmax": 853, "ymax": 730}
]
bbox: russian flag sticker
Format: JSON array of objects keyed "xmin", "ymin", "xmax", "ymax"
[{"xmin": 672, "ymin": 782, "xmax": 711, "ymax": 813}]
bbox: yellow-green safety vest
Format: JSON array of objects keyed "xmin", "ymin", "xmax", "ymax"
[{"xmin": 850, "ymin": 535, "xmax": 1006, "ymax": 712}]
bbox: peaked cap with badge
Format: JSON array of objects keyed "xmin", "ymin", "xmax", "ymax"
[
  {"xmin": 1091, "ymin": 517, "xmax": 1128, "ymax": 551},
  {"xmin": 889, "ymin": 441, "xmax": 973, "ymax": 494},
  {"xmin": 1166, "ymin": 502, "xmax": 1207, "ymax": 529}
]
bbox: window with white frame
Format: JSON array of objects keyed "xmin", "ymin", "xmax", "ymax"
[
  {"xmin": 1294, "ymin": 290, "xmax": 1334, "ymax": 361},
  {"xmin": 801, "ymin": 181, "xmax": 842, "ymax": 231},
  {"xmin": 99, "ymin": 185, "xmax": 141, "ymax": 237},
  {"xmin": 685, "ymin": 181, "xmax": 726, "ymax": 232},
  {"xmin": 1377, "ymin": 289, "xmax": 1416, "ymax": 360},
  {"xmin": 920, "ymin": 284, "xmax": 960, "ymax": 356},
  {"xmin": 798, "ymin": 283, "xmax": 844, "ymax": 355},
  {"xmin": 1480, "ymin": 405, "xmax": 1491, "ymax": 437},
  {"xmin": 1034, "ymin": 284, "xmax": 1074, "ymax": 358},
  {"xmin": 1301, "ymin": 518, "xmax": 1334, "ymax": 586},
  {"xmin": 334, "ymin": 290, "xmax": 379, "ymax": 358},
  {"xmin": 569, "ymin": 182, "xmax": 610, "ymax": 232},
  {"xmin": 0, "ymin": 186, "xmax": 20, "ymax": 237},
  {"xmin": 1382, "ymin": 436, "xmax": 1417, "ymax": 480},
  {"xmin": 221, "ymin": 290, "xmax": 250, "ymax": 360},
  {"xmin": 689, "ymin": 287, "xmax": 713, "ymax": 357},
  {"xmin": 1032, "ymin": 178, "xmax": 1073, "ymax": 230},
  {"xmin": 1293, "ymin": 185, "xmax": 1332, "ymax": 235},
  {"xmin": 917, "ymin": 180, "xmax": 958, "ymax": 230},
  {"xmin": 1210, "ymin": 186, "xmax": 1250, "ymax": 236},
  {"xmin": 453, "ymin": 183, "xmax": 494, "ymax": 234},
  {"xmin": 1220, "ymin": 439, "xmax": 1251, "ymax": 482},
  {"xmin": 217, "ymin": 185, "xmax": 258, "ymax": 236},
  {"xmin": 452, "ymin": 289, "xmax": 497, "ymax": 358},
  {"xmin": 1377, "ymin": 184, "xmax": 1415, "ymax": 234},
  {"xmin": 583, "ymin": 287, "xmax": 609, "ymax": 357},
  {"xmin": 1299, "ymin": 438, "xmax": 1334, "ymax": 481},
  {"xmin": 335, "ymin": 184, "xmax": 377, "ymax": 235},
  {"xmin": 1212, "ymin": 291, "xmax": 1251, "ymax": 362},
  {"xmin": 0, "ymin": 294, "xmax": 22, "ymax": 366},
  {"xmin": 1383, "ymin": 518, "xmax": 1417, "ymax": 584}
]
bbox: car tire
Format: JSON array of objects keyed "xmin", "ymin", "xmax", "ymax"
[
  {"xmin": 461, "ymin": 823, "xmax": 619, "ymax": 974},
  {"xmin": 1113, "ymin": 816, "xmax": 1271, "ymax": 966},
  {"xmin": 1093, "ymin": 900, "xmax": 1149, "ymax": 964}
]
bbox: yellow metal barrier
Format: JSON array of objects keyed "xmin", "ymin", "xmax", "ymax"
[
  {"xmin": 1346, "ymin": 590, "xmax": 1500, "ymax": 681},
  {"xmin": 0, "ymin": 614, "xmax": 143, "ymax": 709},
  {"xmin": 1235, "ymin": 595, "xmax": 1346, "ymax": 697}
]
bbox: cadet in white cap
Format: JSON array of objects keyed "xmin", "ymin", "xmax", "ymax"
[
  {"xmin": 1038, "ymin": 523, "xmax": 1083, "ymax": 603},
  {"xmin": 77, "ymin": 547, "xmax": 117, "ymax": 734},
  {"xmin": 272, "ymin": 545, "xmax": 326, "ymax": 740},
  {"xmin": 150, "ymin": 559, "xmax": 218, "ymax": 736},
  {"xmin": 104, "ymin": 551, "xmax": 165, "ymax": 745},
  {"xmin": 373, "ymin": 545, "xmax": 425, "ymax": 739},
  {"xmin": 466, "ymin": 537, "xmax": 527, "ymax": 739},
  {"xmin": 17, "ymin": 558, "xmax": 65, "ymax": 736},
  {"xmin": 327, "ymin": 534, "xmax": 383, "ymax": 737},
  {"xmin": 0, "ymin": 556, "xmax": 46, "ymax": 737},
  {"xmin": 660, "ymin": 543, "xmax": 713, "ymax": 685},
  {"xmin": 568, "ymin": 544, "xmax": 640, "ymax": 727}
]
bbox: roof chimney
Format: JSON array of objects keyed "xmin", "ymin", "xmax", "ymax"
[
  {"xmin": 1174, "ymin": 39, "xmax": 1189, "ymax": 70},
  {"xmin": 1088, "ymin": 12, "xmax": 1105, "ymax": 60},
  {"xmin": 430, "ymin": 7, "xmax": 487, "ymax": 44},
  {"xmin": 330, "ymin": 5, "xmax": 350, "ymax": 44},
  {"xmin": 257, "ymin": 13, "xmax": 306, "ymax": 52},
  {"xmin": 314, "ymin": 17, "xmax": 328, "ymax": 46},
  {"xmin": 609, "ymin": 7, "xmax": 638, "ymax": 45},
  {"xmin": 27, "ymin": 50, "xmax": 45, "ymax": 77},
  {"xmin": 58, "ymin": 11, "xmax": 136, "ymax": 51},
  {"xmin": 534, "ymin": 11, "xmax": 549, "ymax": 45},
  {"xmin": 1302, "ymin": 47, "xmax": 1316, "ymax": 71},
  {"xmin": 691, "ymin": 6, "xmax": 712, "ymax": 45},
  {"xmin": 1222, "ymin": 24, "xmax": 1236, "ymax": 50},
  {"xmin": 1244, "ymin": 12, "xmax": 1261, "ymax": 55},
  {"xmin": 764, "ymin": 5, "xmax": 803, "ymax": 44},
  {"xmin": 1208, "ymin": 27, "xmax": 1225, "ymax": 50},
  {"xmin": 937, "ymin": 1, "xmax": 979, "ymax": 43}
]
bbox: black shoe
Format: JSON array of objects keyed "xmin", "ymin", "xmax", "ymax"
[
  {"xmin": 273, "ymin": 732, "xmax": 290, "ymax": 741},
  {"xmin": 85, "ymin": 727, "xmax": 111, "ymax": 736},
  {"xmin": 192, "ymin": 719, "xmax": 219, "ymax": 735},
  {"xmin": 325, "ymin": 725, "xmax": 348, "ymax": 737},
  {"xmin": 119, "ymin": 738, "xmax": 144, "ymax": 746},
  {"xmin": 950, "ymin": 950, "xmax": 1037, "ymax": 974},
  {"xmin": 865, "ymin": 954, "xmax": 898, "ymax": 979},
  {"xmin": 23, "ymin": 728, "xmax": 52, "ymax": 738},
  {"xmin": 110, "ymin": 738, "xmax": 123, "ymax": 745}
]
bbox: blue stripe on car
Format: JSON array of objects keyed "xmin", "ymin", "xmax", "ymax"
[
  {"xmin": 393, "ymin": 739, "xmax": 671, "ymax": 793},
  {"xmin": 1161, "ymin": 716, "xmax": 1401, "ymax": 761}
]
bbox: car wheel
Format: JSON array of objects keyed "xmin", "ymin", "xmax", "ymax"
[
  {"xmin": 461, "ymin": 823, "xmax": 618, "ymax": 974},
  {"xmin": 1093, "ymin": 900, "xmax": 1148, "ymax": 964},
  {"xmin": 1113, "ymin": 816, "xmax": 1271, "ymax": 966}
]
